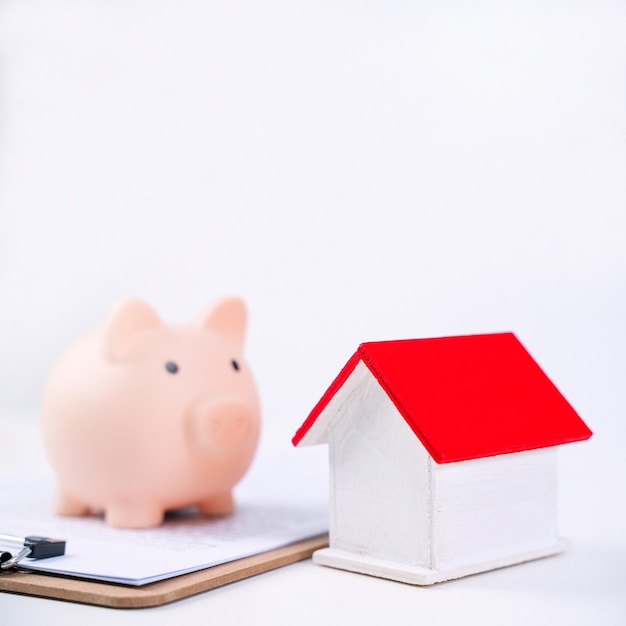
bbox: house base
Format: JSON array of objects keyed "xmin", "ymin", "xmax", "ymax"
[{"xmin": 313, "ymin": 540, "xmax": 567, "ymax": 585}]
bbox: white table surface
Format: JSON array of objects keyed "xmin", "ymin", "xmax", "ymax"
[{"xmin": 1, "ymin": 410, "xmax": 624, "ymax": 626}]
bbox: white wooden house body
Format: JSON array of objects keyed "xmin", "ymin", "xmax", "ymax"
[{"xmin": 294, "ymin": 334, "xmax": 591, "ymax": 584}]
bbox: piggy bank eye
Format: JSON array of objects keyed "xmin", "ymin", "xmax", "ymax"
[
  {"xmin": 165, "ymin": 361, "xmax": 179, "ymax": 374},
  {"xmin": 231, "ymin": 359, "xmax": 240, "ymax": 372}
]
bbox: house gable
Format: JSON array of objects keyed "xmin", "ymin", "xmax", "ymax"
[{"xmin": 328, "ymin": 362, "xmax": 433, "ymax": 567}]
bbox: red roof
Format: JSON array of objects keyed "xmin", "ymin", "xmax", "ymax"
[{"xmin": 293, "ymin": 333, "xmax": 592, "ymax": 463}]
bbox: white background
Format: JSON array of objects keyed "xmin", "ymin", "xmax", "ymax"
[{"xmin": 0, "ymin": 0, "xmax": 625, "ymax": 623}]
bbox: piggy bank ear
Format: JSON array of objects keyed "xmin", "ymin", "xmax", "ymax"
[
  {"xmin": 196, "ymin": 297, "xmax": 247, "ymax": 349},
  {"xmin": 103, "ymin": 299, "xmax": 162, "ymax": 362}
]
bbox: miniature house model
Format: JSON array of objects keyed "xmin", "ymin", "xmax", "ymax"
[{"xmin": 293, "ymin": 333, "xmax": 592, "ymax": 585}]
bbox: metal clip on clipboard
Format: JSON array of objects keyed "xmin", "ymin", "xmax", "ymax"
[{"xmin": 0, "ymin": 534, "xmax": 66, "ymax": 571}]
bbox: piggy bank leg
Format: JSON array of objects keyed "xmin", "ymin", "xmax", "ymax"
[
  {"xmin": 54, "ymin": 490, "xmax": 90, "ymax": 517},
  {"xmin": 199, "ymin": 492, "xmax": 235, "ymax": 516},
  {"xmin": 105, "ymin": 502, "xmax": 164, "ymax": 528}
]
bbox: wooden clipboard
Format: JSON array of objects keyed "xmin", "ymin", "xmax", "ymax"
[{"xmin": 0, "ymin": 534, "xmax": 328, "ymax": 609}]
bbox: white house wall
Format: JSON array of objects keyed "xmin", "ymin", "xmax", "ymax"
[
  {"xmin": 296, "ymin": 358, "xmax": 372, "ymax": 446},
  {"xmin": 328, "ymin": 363, "xmax": 433, "ymax": 567},
  {"xmin": 432, "ymin": 446, "xmax": 559, "ymax": 570}
]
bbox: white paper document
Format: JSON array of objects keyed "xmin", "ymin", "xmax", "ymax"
[{"xmin": 0, "ymin": 443, "xmax": 328, "ymax": 586}]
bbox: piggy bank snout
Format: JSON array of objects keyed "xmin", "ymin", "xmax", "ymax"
[{"xmin": 188, "ymin": 396, "xmax": 257, "ymax": 454}]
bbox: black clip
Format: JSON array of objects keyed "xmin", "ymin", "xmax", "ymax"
[{"xmin": 0, "ymin": 534, "xmax": 66, "ymax": 571}]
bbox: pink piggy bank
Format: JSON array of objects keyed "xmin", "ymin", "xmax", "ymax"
[{"xmin": 41, "ymin": 297, "xmax": 261, "ymax": 528}]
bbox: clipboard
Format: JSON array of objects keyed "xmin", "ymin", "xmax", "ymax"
[{"xmin": 0, "ymin": 534, "xmax": 328, "ymax": 609}]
